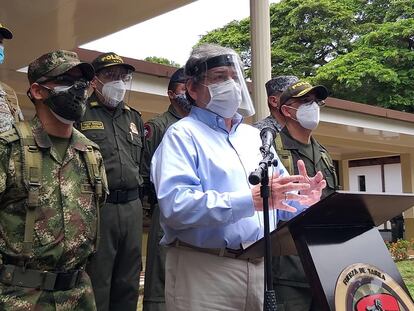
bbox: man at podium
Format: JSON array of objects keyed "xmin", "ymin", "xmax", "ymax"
[{"xmin": 150, "ymin": 43, "xmax": 326, "ymax": 311}]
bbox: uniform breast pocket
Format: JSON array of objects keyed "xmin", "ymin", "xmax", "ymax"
[
  {"xmin": 34, "ymin": 203, "xmax": 64, "ymax": 247},
  {"xmin": 127, "ymin": 133, "xmax": 143, "ymax": 164}
]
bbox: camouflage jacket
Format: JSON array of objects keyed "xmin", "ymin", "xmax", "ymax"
[
  {"xmin": 0, "ymin": 116, "xmax": 108, "ymax": 310},
  {"xmin": 0, "ymin": 81, "xmax": 23, "ymax": 133},
  {"xmin": 0, "ymin": 116, "xmax": 108, "ymax": 269},
  {"xmin": 253, "ymin": 115, "xmax": 282, "ymax": 134}
]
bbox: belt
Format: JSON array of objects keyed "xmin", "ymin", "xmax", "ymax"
[
  {"xmin": 106, "ymin": 188, "xmax": 140, "ymax": 204},
  {"xmin": 0, "ymin": 264, "xmax": 82, "ymax": 291},
  {"xmin": 172, "ymin": 240, "xmax": 242, "ymax": 259}
]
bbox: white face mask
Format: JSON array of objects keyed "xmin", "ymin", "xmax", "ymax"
[
  {"xmin": 51, "ymin": 110, "xmax": 74, "ymax": 125},
  {"xmin": 206, "ymin": 79, "xmax": 242, "ymax": 118},
  {"xmin": 287, "ymin": 101, "xmax": 320, "ymax": 130},
  {"xmin": 297, "ymin": 101, "xmax": 320, "ymax": 130},
  {"xmin": 101, "ymin": 80, "xmax": 126, "ymax": 108}
]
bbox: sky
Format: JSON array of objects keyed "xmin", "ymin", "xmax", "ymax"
[{"xmin": 81, "ymin": 0, "xmax": 279, "ymax": 66}]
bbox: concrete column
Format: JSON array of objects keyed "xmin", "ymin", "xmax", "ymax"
[
  {"xmin": 400, "ymin": 153, "xmax": 414, "ymax": 240},
  {"xmin": 250, "ymin": 0, "xmax": 271, "ymax": 122},
  {"xmin": 339, "ymin": 159, "xmax": 350, "ymax": 191}
]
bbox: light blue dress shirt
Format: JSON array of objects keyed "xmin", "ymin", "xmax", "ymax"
[{"xmin": 150, "ymin": 107, "xmax": 306, "ymax": 250}]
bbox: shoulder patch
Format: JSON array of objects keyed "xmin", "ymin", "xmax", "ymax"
[
  {"xmin": 0, "ymin": 127, "xmax": 19, "ymax": 143},
  {"xmin": 80, "ymin": 121, "xmax": 104, "ymax": 131},
  {"xmin": 127, "ymin": 105, "xmax": 142, "ymax": 116},
  {"xmin": 144, "ymin": 123, "xmax": 152, "ymax": 139}
]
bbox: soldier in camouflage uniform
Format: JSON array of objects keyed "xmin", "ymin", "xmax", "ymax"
[
  {"xmin": 0, "ymin": 22, "xmax": 24, "ymax": 133},
  {"xmin": 0, "ymin": 50, "xmax": 108, "ymax": 310},
  {"xmin": 142, "ymin": 68, "xmax": 190, "ymax": 311},
  {"xmin": 273, "ymin": 80, "xmax": 337, "ymax": 311}
]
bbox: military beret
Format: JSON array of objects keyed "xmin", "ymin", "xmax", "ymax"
[
  {"xmin": 0, "ymin": 23, "xmax": 12, "ymax": 40},
  {"xmin": 27, "ymin": 50, "xmax": 94, "ymax": 84},
  {"xmin": 170, "ymin": 68, "xmax": 186, "ymax": 84},
  {"xmin": 91, "ymin": 52, "xmax": 135, "ymax": 73}
]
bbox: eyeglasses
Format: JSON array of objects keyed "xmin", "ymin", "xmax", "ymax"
[
  {"xmin": 201, "ymin": 68, "xmax": 239, "ymax": 85},
  {"xmin": 98, "ymin": 70, "xmax": 133, "ymax": 83},
  {"xmin": 42, "ymin": 80, "xmax": 89, "ymax": 93},
  {"xmin": 315, "ymin": 100, "xmax": 326, "ymax": 107},
  {"xmin": 285, "ymin": 98, "xmax": 326, "ymax": 108}
]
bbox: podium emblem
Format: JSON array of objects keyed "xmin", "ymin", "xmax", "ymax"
[{"xmin": 335, "ymin": 263, "xmax": 414, "ymax": 311}]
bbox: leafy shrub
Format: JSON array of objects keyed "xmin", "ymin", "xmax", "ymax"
[{"xmin": 386, "ymin": 239, "xmax": 411, "ymax": 261}]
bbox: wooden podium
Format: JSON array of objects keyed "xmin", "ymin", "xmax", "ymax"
[{"xmin": 239, "ymin": 192, "xmax": 414, "ymax": 310}]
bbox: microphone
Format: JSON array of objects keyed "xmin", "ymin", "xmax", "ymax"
[
  {"xmin": 260, "ymin": 127, "xmax": 277, "ymax": 155},
  {"xmin": 248, "ymin": 127, "xmax": 278, "ymax": 185}
]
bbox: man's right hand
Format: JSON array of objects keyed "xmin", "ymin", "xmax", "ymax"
[{"xmin": 252, "ymin": 173, "xmax": 312, "ymax": 212}]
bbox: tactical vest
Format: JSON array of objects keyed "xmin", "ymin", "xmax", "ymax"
[
  {"xmin": 0, "ymin": 122, "xmax": 103, "ymax": 259},
  {"xmin": 274, "ymin": 134, "xmax": 338, "ymax": 189}
]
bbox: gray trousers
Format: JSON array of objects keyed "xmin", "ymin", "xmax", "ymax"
[{"xmin": 87, "ymin": 198, "xmax": 143, "ymax": 311}]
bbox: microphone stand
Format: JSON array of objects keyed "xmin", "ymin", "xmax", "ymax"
[{"xmin": 249, "ymin": 149, "xmax": 278, "ymax": 311}]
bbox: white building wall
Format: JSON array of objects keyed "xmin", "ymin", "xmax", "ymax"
[
  {"xmin": 384, "ymin": 163, "xmax": 402, "ymax": 193},
  {"xmin": 349, "ymin": 165, "xmax": 382, "ymax": 192},
  {"xmin": 349, "ymin": 162, "xmax": 402, "ymax": 234}
]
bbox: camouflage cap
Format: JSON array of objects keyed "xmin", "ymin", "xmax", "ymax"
[
  {"xmin": 265, "ymin": 76, "xmax": 299, "ymax": 96},
  {"xmin": 27, "ymin": 50, "xmax": 95, "ymax": 84},
  {"xmin": 0, "ymin": 23, "xmax": 13, "ymax": 40},
  {"xmin": 280, "ymin": 81, "xmax": 328, "ymax": 106},
  {"xmin": 91, "ymin": 52, "xmax": 135, "ymax": 73}
]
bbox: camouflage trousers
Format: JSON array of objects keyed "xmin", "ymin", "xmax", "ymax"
[{"xmin": 0, "ymin": 271, "xmax": 96, "ymax": 311}]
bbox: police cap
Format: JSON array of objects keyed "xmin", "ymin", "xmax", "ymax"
[{"xmin": 92, "ymin": 52, "xmax": 135, "ymax": 73}]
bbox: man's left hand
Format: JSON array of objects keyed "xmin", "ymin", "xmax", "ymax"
[{"xmin": 297, "ymin": 159, "xmax": 326, "ymax": 206}]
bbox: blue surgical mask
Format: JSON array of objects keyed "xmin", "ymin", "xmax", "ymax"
[{"xmin": 0, "ymin": 45, "xmax": 4, "ymax": 64}]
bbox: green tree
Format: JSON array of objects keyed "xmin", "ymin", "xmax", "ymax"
[
  {"xmin": 199, "ymin": 0, "xmax": 356, "ymax": 77},
  {"xmin": 313, "ymin": 18, "xmax": 414, "ymax": 111},
  {"xmin": 144, "ymin": 56, "xmax": 181, "ymax": 68},
  {"xmin": 197, "ymin": 0, "xmax": 414, "ymax": 111}
]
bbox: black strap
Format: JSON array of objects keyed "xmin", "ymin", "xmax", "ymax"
[
  {"xmin": 106, "ymin": 188, "xmax": 140, "ymax": 204},
  {"xmin": 0, "ymin": 264, "xmax": 82, "ymax": 291},
  {"xmin": 188, "ymin": 54, "xmax": 234, "ymax": 76},
  {"xmin": 173, "ymin": 240, "xmax": 242, "ymax": 259}
]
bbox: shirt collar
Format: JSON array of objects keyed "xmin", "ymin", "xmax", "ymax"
[
  {"xmin": 168, "ymin": 104, "xmax": 182, "ymax": 119},
  {"xmin": 190, "ymin": 106, "xmax": 243, "ymax": 133},
  {"xmin": 281, "ymin": 126, "xmax": 316, "ymax": 150}
]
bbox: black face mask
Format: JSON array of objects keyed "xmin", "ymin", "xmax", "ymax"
[
  {"xmin": 174, "ymin": 93, "xmax": 192, "ymax": 113},
  {"xmin": 44, "ymin": 80, "xmax": 89, "ymax": 122}
]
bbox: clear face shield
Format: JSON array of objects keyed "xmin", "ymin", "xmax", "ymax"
[
  {"xmin": 192, "ymin": 54, "xmax": 255, "ymax": 117},
  {"xmin": 96, "ymin": 66, "xmax": 133, "ymax": 108}
]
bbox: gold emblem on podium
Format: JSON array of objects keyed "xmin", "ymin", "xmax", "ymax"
[{"xmin": 335, "ymin": 263, "xmax": 414, "ymax": 310}]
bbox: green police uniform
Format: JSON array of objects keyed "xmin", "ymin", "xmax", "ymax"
[
  {"xmin": 273, "ymin": 126, "xmax": 337, "ymax": 311},
  {"xmin": 76, "ymin": 93, "xmax": 144, "ymax": 311},
  {"xmin": 142, "ymin": 105, "xmax": 182, "ymax": 311},
  {"xmin": 0, "ymin": 117, "xmax": 107, "ymax": 310}
]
